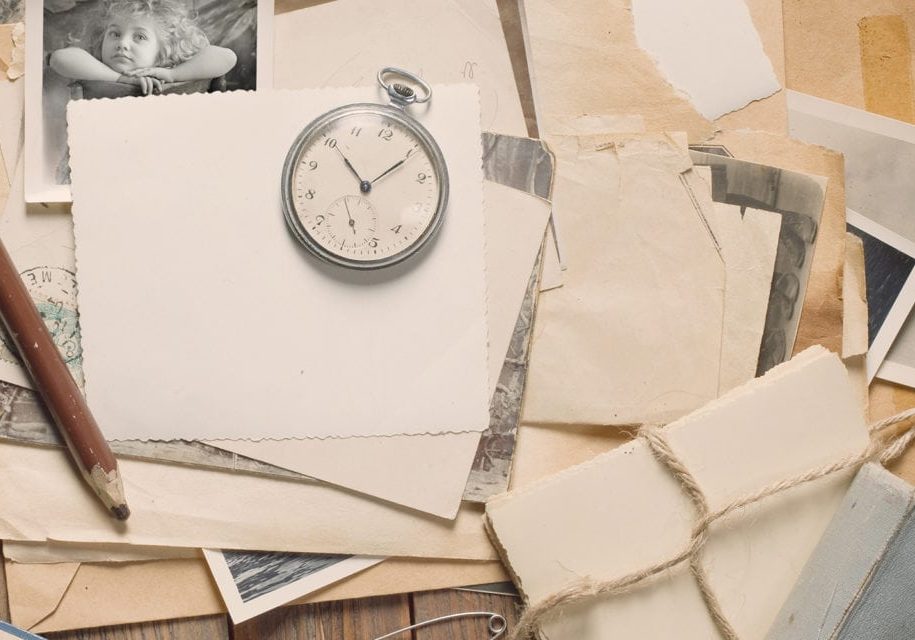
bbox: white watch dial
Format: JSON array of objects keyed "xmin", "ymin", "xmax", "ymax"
[{"xmin": 287, "ymin": 109, "xmax": 445, "ymax": 266}]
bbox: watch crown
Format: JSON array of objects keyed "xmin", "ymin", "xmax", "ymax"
[{"xmin": 392, "ymin": 83, "xmax": 414, "ymax": 99}]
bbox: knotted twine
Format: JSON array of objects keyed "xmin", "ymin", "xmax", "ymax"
[{"xmin": 507, "ymin": 407, "xmax": 915, "ymax": 640}]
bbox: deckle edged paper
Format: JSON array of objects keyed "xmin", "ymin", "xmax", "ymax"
[
  {"xmin": 67, "ymin": 85, "xmax": 489, "ymax": 440},
  {"xmin": 630, "ymin": 0, "xmax": 780, "ymax": 120},
  {"xmin": 521, "ymin": 134, "xmax": 725, "ymax": 427},
  {"xmin": 0, "ymin": 437, "xmax": 495, "ymax": 559},
  {"xmin": 487, "ymin": 347, "xmax": 870, "ymax": 639}
]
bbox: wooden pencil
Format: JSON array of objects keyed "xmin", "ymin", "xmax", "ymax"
[{"xmin": 0, "ymin": 236, "xmax": 129, "ymax": 520}]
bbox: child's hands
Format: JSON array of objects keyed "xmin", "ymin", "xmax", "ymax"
[
  {"xmin": 116, "ymin": 73, "xmax": 163, "ymax": 96},
  {"xmin": 125, "ymin": 67, "xmax": 176, "ymax": 84}
]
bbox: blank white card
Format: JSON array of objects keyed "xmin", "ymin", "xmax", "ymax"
[{"xmin": 67, "ymin": 86, "xmax": 489, "ymax": 440}]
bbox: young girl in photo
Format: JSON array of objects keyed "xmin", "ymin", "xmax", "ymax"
[{"xmin": 49, "ymin": 0, "xmax": 237, "ymax": 96}]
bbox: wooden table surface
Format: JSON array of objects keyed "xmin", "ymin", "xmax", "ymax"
[{"xmin": 0, "ymin": 546, "xmax": 521, "ymax": 639}]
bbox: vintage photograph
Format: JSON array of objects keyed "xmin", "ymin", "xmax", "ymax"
[
  {"xmin": 203, "ymin": 549, "xmax": 384, "ymax": 623},
  {"xmin": 0, "ymin": 0, "xmax": 22, "ymax": 23},
  {"xmin": 846, "ymin": 209, "xmax": 915, "ymax": 381},
  {"xmin": 25, "ymin": 0, "xmax": 273, "ymax": 202},
  {"xmin": 690, "ymin": 146, "xmax": 826, "ymax": 375},
  {"xmin": 789, "ymin": 90, "xmax": 915, "ymax": 245}
]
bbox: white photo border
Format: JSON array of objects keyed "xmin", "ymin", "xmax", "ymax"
[
  {"xmin": 24, "ymin": 0, "xmax": 274, "ymax": 204},
  {"xmin": 846, "ymin": 209, "xmax": 915, "ymax": 382},
  {"xmin": 202, "ymin": 549, "xmax": 384, "ymax": 624}
]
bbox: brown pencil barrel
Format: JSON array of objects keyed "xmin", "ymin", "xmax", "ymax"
[{"xmin": 0, "ymin": 235, "xmax": 127, "ymax": 517}]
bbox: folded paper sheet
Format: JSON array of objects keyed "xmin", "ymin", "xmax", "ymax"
[
  {"xmin": 488, "ymin": 347, "xmax": 869, "ymax": 639},
  {"xmin": 693, "ymin": 165, "xmax": 781, "ymax": 393},
  {"xmin": 699, "ymin": 130, "xmax": 845, "ymax": 359},
  {"xmin": 274, "ymin": 0, "xmax": 526, "ymax": 137},
  {"xmin": 519, "ymin": 0, "xmax": 786, "ymax": 141},
  {"xmin": 630, "ymin": 0, "xmax": 780, "ymax": 120},
  {"xmin": 708, "ymin": 204, "xmax": 781, "ymax": 392},
  {"xmin": 522, "ymin": 134, "xmax": 725, "ymax": 426},
  {"xmin": 68, "ymin": 86, "xmax": 488, "ymax": 440}
]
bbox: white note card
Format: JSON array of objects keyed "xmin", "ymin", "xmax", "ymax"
[{"xmin": 67, "ymin": 86, "xmax": 489, "ymax": 440}]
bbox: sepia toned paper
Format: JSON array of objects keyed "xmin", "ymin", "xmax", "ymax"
[
  {"xmin": 522, "ymin": 134, "xmax": 725, "ymax": 426},
  {"xmin": 488, "ymin": 347, "xmax": 869, "ymax": 639},
  {"xmin": 519, "ymin": 0, "xmax": 786, "ymax": 142},
  {"xmin": 707, "ymin": 204, "xmax": 781, "ymax": 392},
  {"xmin": 0, "ymin": 438, "xmax": 496, "ymax": 559},
  {"xmin": 783, "ymin": 0, "xmax": 915, "ymax": 122}
]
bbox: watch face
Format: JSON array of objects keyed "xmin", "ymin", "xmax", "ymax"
[{"xmin": 283, "ymin": 105, "xmax": 448, "ymax": 269}]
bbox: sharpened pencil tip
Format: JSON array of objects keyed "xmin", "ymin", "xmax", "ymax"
[{"xmin": 111, "ymin": 504, "xmax": 131, "ymax": 520}]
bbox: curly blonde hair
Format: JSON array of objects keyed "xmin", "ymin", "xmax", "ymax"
[{"xmin": 86, "ymin": 0, "xmax": 210, "ymax": 68}]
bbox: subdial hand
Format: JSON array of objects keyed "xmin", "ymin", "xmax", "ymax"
[{"xmin": 344, "ymin": 198, "xmax": 356, "ymax": 234}]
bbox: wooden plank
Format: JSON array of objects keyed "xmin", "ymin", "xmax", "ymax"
[
  {"xmin": 0, "ymin": 543, "xmax": 9, "ymax": 622},
  {"xmin": 41, "ymin": 615, "xmax": 230, "ymax": 640},
  {"xmin": 412, "ymin": 589, "xmax": 521, "ymax": 639},
  {"xmin": 233, "ymin": 594, "xmax": 411, "ymax": 640}
]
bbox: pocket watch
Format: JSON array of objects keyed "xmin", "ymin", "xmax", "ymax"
[{"xmin": 281, "ymin": 68, "xmax": 450, "ymax": 270}]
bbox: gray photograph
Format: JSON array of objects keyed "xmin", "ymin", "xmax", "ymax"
[
  {"xmin": 691, "ymin": 147, "xmax": 826, "ymax": 375},
  {"xmin": 40, "ymin": 0, "xmax": 261, "ymax": 186},
  {"xmin": 222, "ymin": 550, "xmax": 351, "ymax": 604}
]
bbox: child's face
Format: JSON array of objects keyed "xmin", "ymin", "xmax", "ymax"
[{"xmin": 100, "ymin": 14, "xmax": 161, "ymax": 73}]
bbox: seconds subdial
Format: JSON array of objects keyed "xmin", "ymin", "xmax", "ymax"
[{"xmin": 320, "ymin": 195, "xmax": 378, "ymax": 249}]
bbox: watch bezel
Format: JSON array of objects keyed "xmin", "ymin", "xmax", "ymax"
[{"xmin": 281, "ymin": 103, "xmax": 450, "ymax": 271}]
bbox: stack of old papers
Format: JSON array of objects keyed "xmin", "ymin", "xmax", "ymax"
[{"xmin": 0, "ymin": 0, "xmax": 912, "ymax": 635}]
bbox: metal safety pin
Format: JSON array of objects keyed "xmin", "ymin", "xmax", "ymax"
[{"xmin": 372, "ymin": 611, "xmax": 507, "ymax": 640}]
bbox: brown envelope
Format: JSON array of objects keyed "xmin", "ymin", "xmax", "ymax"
[
  {"xmin": 784, "ymin": 0, "xmax": 915, "ymax": 122},
  {"xmin": 5, "ymin": 557, "xmax": 508, "ymax": 634}
]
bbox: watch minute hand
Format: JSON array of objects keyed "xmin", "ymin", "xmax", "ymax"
[{"xmin": 370, "ymin": 156, "xmax": 408, "ymax": 185}]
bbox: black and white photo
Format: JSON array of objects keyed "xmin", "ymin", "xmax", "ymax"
[
  {"xmin": 846, "ymin": 209, "xmax": 915, "ymax": 381},
  {"xmin": 787, "ymin": 90, "xmax": 915, "ymax": 386},
  {"xmin": 690, "ymin": 146, "xmax": 827, "ymax": 375},
  {"xmin": 25, "ymin": 0, "xmax": 273, "ymax": 202},
  {"xmin": 202, "ymin": 549, "xmax": 384, "ymax": 623}
]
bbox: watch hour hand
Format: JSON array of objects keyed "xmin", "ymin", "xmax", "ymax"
[{"xmin": 334, "ymin": 146, "xmax": 371, "ymax": 192}]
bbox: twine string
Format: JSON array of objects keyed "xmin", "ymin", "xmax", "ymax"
[{"xmin": 506, "ymin": 409, "xmax": 915, "ymax": 640}]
